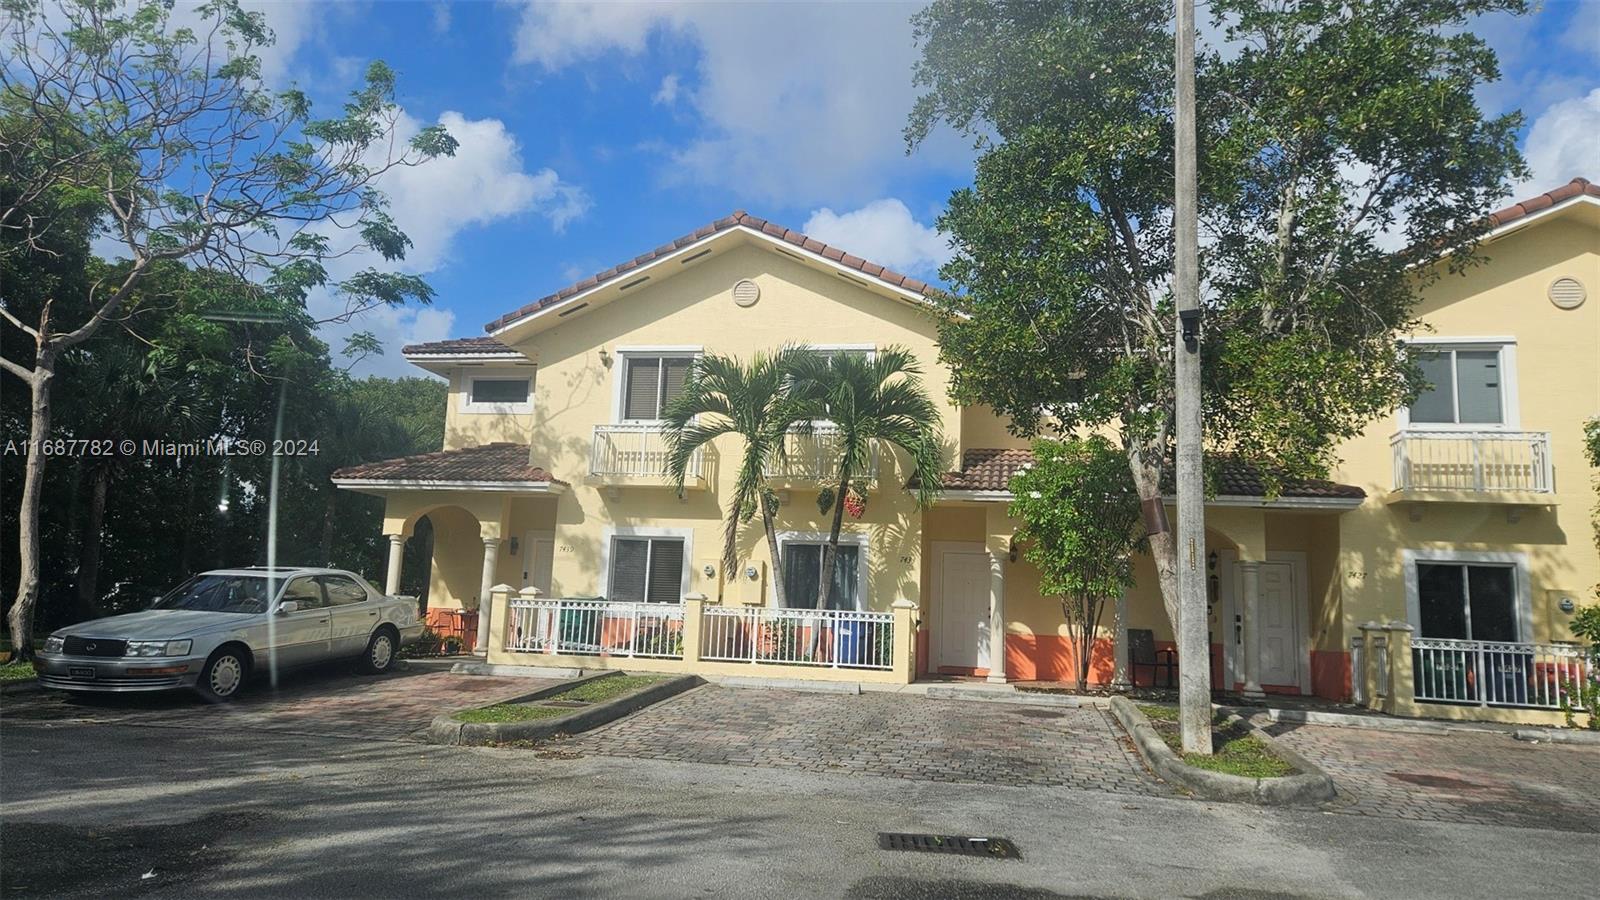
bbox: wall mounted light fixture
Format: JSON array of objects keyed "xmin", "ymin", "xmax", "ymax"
[
  {"xmin": 508, "ymin": 536, "xmax": 520, "ymax": 556},
  {"xmin": 599, "ymin": 347, "xmax": 613, "ymax": 368},
  {"xmin": 1008, "ymin": 537, "xmax": 1018, "ymax": 563}
]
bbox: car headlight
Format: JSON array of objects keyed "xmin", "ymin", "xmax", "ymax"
[
  {"xmin": 125, "ymin": 640, "xmax": 192, "ymax": 657},
  {"xmin": 43, "ymin": 635, "xmax": 63, "ymax": 654}
]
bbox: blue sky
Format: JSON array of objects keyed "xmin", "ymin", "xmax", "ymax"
[{"xmin": 236, "ymin": 1, "xmax": 1600, "ymax": 377}]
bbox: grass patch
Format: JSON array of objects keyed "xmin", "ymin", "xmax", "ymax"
[
  {"xmin": 454, "ymin": 704, "xmax": 567, "ymax": 724},
  {"xmin": 553, "ymin": 674, "xmax": 665, "ymax": 703},
  {"xmin": 0, "ymin": 660, "xmax": 35, "ymax": 683},
  {"xmin": 1141, "ymin": 707, "xmax": 1297, "ymax": 778}
]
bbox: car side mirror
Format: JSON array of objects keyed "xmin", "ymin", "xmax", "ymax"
[{"xmin": 276, "ymin": 600, "xmax": 299, "ymax": 616}]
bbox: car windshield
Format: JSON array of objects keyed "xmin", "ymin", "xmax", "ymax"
[{"xmin": 152, "ymin": 574, "xmax": 273, "ymax": 615}]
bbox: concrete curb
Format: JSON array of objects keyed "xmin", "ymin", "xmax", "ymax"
[
  {"xmin": 0, "ymin": 678, "xmax": 40, "ymax": 696},
  {"xmin": 432, "ymin": 674, "xmax": 703, "ymax": 746},
  {"xmin": 714, "ymin": 676, "xmax": 860, "ymax": 694},
  {"xmin": 449, "ymin": 662, "xmax": 588, "ymax": 679},
  {"xmin": 925, "ymin": 686, "xmax": 1110, "ymax": 709},
  {"xmin": 1109, "ymin": 696, "xmax": 1336, "ymax": 805},
  {"xmin": 1219, "ymin": 703, "xmax": 1496, "ymax": 736},
  {"xmin": 427, "ymin": 671, "xmax": 618, "ymax": 745},
  {"xmin": 1513, "ymin": 727, "xmax": 1600, "ymax": 745}
]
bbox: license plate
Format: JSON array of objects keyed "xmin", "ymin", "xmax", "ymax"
[{"xmin": 68, "ymin": 667, "xmax": 95, "ymax": 679}]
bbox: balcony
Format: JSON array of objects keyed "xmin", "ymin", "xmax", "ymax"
[
  {"xmin": 764, "ymin": 424, "xmax": 878, "ymax": 483},
  {"xmin": 1388, "ymin": 430, "xmax": 1554, "ymax": 503},
  {"xmin": 589, "ymin": 423, "xmax": 705, "ymax": 488}
]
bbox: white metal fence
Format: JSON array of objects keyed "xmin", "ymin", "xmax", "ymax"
[
  {"xmin": 765, "ymin": 425, "xmax": 878, "ymax": 481},
  {"xmin": 590, "ymin": 423, "xmax": 703, "ymax": 480},
  {"xmin": 1412, "ymin": 637, "xmax": 1594, "ymax": 710},
  {"xmin": 505, "ymin": 598, "xmax": 685, "ymax": 659},
  {"xmin": 701, "ymin": 605, "xmax": 894, "ymax": 670},
  {"xmin": 1390, "ymin": 430, "xmax": 1553, "ymax": 493}
]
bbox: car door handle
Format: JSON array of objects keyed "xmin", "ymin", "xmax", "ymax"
[{"xmin": 368, "ymin": 611, "xmax": 378, "ymax": 617}]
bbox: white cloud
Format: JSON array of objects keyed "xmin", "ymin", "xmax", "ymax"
[
  {"xmin": 431, "ymin": 2, "xmax": 452, "ymax": 35},
  {"xmin": 652, "ymin": 73, "xmax": 680, "ymax": 106},
  {"xmin": 306, "ymin": 108, "xmax": 589, "ymax": 375},
  {"xmin": 802, "ymin": 199, "xmax": 952, "ymax": 275},
  {"xmin": 509, "ymin": 2, "xmax": 971, "ymax": 207},
  {"xmin": 1520, "ymin": 88, "xmax": 1600, "ymax": 192}
]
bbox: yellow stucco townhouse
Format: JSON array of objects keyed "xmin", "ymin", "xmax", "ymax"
[{"xmin": 334, "ymin": 178, "xmax": 1598, "ymax": 725}]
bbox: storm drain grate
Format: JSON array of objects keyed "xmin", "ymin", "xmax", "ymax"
[{"xmin": 877, "ymin": 833, "xmax": 1022, "ymax": 860}]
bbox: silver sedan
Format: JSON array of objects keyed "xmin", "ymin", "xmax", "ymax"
[{"xmin": 34, "ymin": 567, "xmax": 424, "ymax": 701}]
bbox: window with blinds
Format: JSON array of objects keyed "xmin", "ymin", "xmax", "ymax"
[
  {"xmin": 622, "ymin": 356, "xmax": 694, "ymax": 420},
  {"xmin": 608, "ymin": 537, "xmax": 686, "ymax": 603}
]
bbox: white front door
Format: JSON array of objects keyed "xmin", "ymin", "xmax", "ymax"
[
  {"xmin": 522, "ymin": 531, "xmax": 555, "ymax": 595},
  {"xmin": 934, "ymin": 545, "xmax": 991, "ymax": 671},
  {"xmin": 1255, "ymin": 561, "xmax": 1300, "ymax": 687}
]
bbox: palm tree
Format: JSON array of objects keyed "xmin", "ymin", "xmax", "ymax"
[
  {"xmin": 662, "ymin": 348, "xmax": 807, "ymax": 606},
  {"xmin": 785, "ymin": 347, "xmax": 944, "ymax": 611}
]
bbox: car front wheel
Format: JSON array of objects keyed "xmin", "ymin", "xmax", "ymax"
[
  {"xmin": 199, "ymin": 649, "xmax": 247, "ymax": 702},
  {"xmin": 362, "ymin": 629, "xmax": 396, "ymax": 674}
]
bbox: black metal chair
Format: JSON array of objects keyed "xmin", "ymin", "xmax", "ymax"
[{"xmin": 1129, "ymin": 628, "xmax": 1178, "ymax": 688}]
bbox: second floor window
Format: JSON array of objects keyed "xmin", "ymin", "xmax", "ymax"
[
  {"xmin": 1408, "ymin": 345, "xmax": 1506, "ymax": 426},
  {"xmin": 623, "ymin": 356, "xmax": 694, "ymax": 421}
]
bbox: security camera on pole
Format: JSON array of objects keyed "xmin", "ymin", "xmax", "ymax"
[{"xmin": 1173, "ymin": 0, "xmax": 1212, "ymax": 754}]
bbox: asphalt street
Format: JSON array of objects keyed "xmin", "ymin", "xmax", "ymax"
[{"xmin": 0, "ymin": 718, "xmax": 1588, "ymax": 899}]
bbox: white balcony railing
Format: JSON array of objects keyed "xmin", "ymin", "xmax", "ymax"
[
  {"xmin": 1389, "ymin": 430, "xmax": 1553, "ymax": 493},
  {"xmin": 764, "ymin": 424, "xmax": 878, "ymax": 481},
  {"xmin": 590, "ymin": 423, "xmax": 702, "ymax": 480},
  {"xmin": 1412, "ymin": 637, "xmax": 1594, "ymax": 711}
]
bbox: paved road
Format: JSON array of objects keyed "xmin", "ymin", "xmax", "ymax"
[
  {"xmin": 2, "ymin": 720, "xmax": 1592, "ymax": 900},
  {"xmin": 562, "ymin": 685, "xmax": 1166, "ymax": 794},
  {"xmin": 0, "ymin": 665, "xmax": 555, "ymax": 742}
]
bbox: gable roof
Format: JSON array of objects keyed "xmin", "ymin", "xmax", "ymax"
[
  {"xmin": 1486, "ymin": 177, "xmax": 1599, "ymax": 231},
  {"xmin": 402, "ymin": 336, "xmax": 517, "ymax": 357},
  {"xmin": 331, "ymin": 442, "xmax": 565, "ymax": 491},
  {"xmin": 929, "ymin": 447, "xmax": 1365, "ymax": 505},
  {"xmin": 483, "ymin": 211, "xmax": 939, "ymax": 335}
]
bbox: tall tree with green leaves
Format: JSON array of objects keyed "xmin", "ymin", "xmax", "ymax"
[
  {"xmin": 786, "ymin": 348, "xmax": 944, "ymax": 611},
  {"xmin": 1009, "ymin": 437, "xmax": 1144, "ymax": 692},
  {"xmin": 0, "ymin": 0, "xmax": 456, "ymax": 657},
  {"xmin": 662, "ymin": 348, "xmax": 807, "ymax": 606},
  {"xmin": 906, "ymin": 0, "xmax": 1525, "ymax": 647}
]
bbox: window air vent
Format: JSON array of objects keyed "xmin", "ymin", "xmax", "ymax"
[{"xmin": 732, "ymin": 279, "xmax": 761, "ymax": 307}]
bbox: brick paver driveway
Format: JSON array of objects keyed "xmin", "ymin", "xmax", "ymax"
[
  {"xmin": 0, "ymin": 665, "xmax": 555, "ymax": 742},
  {"xmin": 1268, "ymin": 722, "xmax": 1600, "ymax": 833},
  {"xmin": 561, "ymin": 685, "xmax": 1170, "ymax": 795}
]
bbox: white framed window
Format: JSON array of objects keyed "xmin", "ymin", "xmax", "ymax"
[
  {"xmin": 459, "ymin": 367, "xmax": 534, "ymax": 414},
  {"xmin": 1400, "ymin": 339, "xmax": 1517, "ymax": 430},
  {"xmin": 1402, "ymin": 549, "xmax": 1532, "ymax": 642},
  {"xmin": 599, "ymin": 526, "xmax": 693, "ymax": 604},
  {"xmin": 775, "ymin": 532, "xmax": 868, "ymax": 610},
  {"xmin": 610, "ymin": 347, "xmax": 702, "ymax": 422}
]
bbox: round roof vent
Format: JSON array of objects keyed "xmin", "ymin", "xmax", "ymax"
[
  {"xmin": 1549, "ymin": 276, "xmax": 1586, "ymax": 310},
  {"xmin": 732, "ymin": 278, "xmax": 761, "ymax": 307}
]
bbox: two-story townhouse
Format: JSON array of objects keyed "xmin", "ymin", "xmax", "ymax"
[{"xmin": 334, "ymin": 179, "xmax": 1598, "ymax": 723}]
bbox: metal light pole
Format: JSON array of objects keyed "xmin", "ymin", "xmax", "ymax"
[{"xmin": 1173, "ymin": 0, "xmax": 1213, "ymax": 754}]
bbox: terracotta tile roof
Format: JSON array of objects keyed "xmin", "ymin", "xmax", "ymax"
[
  {"xmin": 927, "ymin": 448, "xmax": 1364, "ymax": 501},
  {"xmin": 1487, "ymin": 177, "xmax": 1598, "ymax": 229},
  {"xmin": 332, "ymin": 443, "xmax": 565, "ymax": 486},
  {"xmin": 402, "ymin": 336, "xmax": 520, "ymax": 356},
  {"xmin": 483, "ymin": 211, "xmax": 937, "ymax": 333}
]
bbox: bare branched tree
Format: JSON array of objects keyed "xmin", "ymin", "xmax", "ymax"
[{"xmin": 0, "ymin": 0, "xmax": 457, "ymax": 657}]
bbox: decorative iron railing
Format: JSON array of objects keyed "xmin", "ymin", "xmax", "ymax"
[
  {"xmin": 1411, "ymin": 637, "xmax": 1593, "ymax": 711},
  {"xmin": 700, "ymin": 605, "xmax": 894, "ymax": 670}
]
